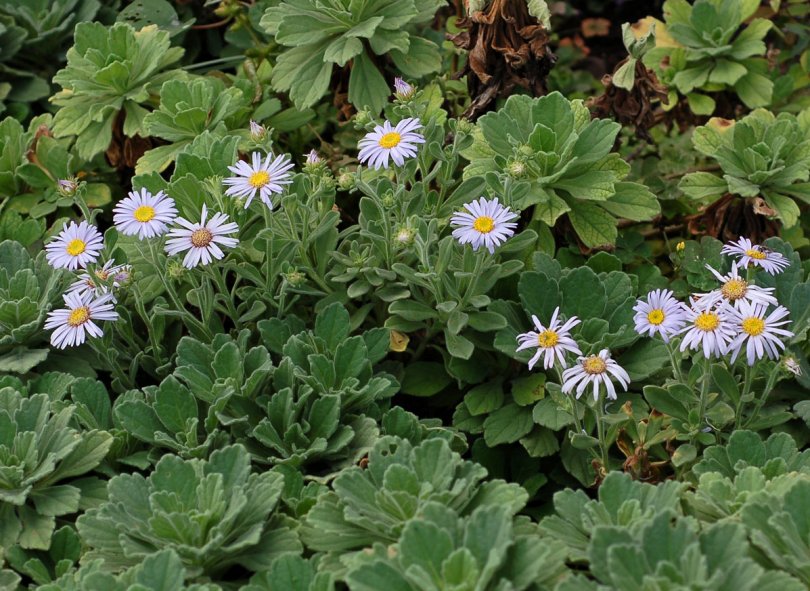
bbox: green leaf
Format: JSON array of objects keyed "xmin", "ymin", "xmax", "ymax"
[
  {"xmin": 679, "ymin": 172, "xmax": 728, "ymax": 199},
  {"xmin": 401, "ymin": 362, "xmax": 451, "ymax": 396},
  {"xmin": 483, "ymin": 403, "xmax": 534, "ymax": 446},
  {"xmin": 348, "ymin": 52, "xmax": 390, "ymax": 114},
  {"xmin": 271, "ymin": 43, "xmax": 333, "ymax": 109},
  {"xmin": 686, "ymin": 93, "xmax": 717, "ymax": 115},
  {"xmin": 390, "ymin": 37, "xmax": 441, "ymax": 78},
  {"xmin": 567, "ymin": 201, "xmax": 618, "ymax": 247}
]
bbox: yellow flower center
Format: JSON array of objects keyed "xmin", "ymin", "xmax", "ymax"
[
  {"xmin": 647, "ymin": 309, "xmax": 665, "ymax": 325},
  {"xmin": 721, "ymin": 279, "xmax": 747, "ymax": 301},
  {"xmin": 583, "ymin": 356, "xmax": 607, "ymax": 375},
  {"xmin": 694, "ymin": 312, "xmax": 720, "ymax": 331},
  {"xmin": 66, "ymin": 239, "xmax": 86, "ymax": 256},
  {"xmin": 67, "ymin": 306, "xmax": 90, "ymax": 327},
  {"xmin": 379, "ymin": 132, "xmax": 401, "ymax": 149},
  {"xmin": 745, "ymin": 248, "xmax": 766, "ymax": 260},
  {"xmin": 94, "ymin": 269, "xmax": 110, "ymax": 281},
  {"xmin": 133, "ymin": 205, "xmax": 156, "ymax": 222},
  {"xmin": 741, "ymin": 317, "xmax": 765, "ymax": 336},
  {"xmin": 249, "ymin": 171, "xmax": 270, "ymax": 188},
  {"xmin": 473, "ymin": 216, "xmax": 495, "ymax": 233},
  {"xmin": 190, "ymin": 228, "xmax": 213, "ymax": 248},
  {"xmin": 537, "ymin": 330, "xmax": 559, "ymax": 348}
]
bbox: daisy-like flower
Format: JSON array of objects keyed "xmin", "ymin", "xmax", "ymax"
[
  {"xmin": 113, "ymin": 188, "xmax": 178, "ymax": 239},
  {"xmin": 357, "ymin": 118, "xmax": 425, "ymax": 170},
  {"xmin": 393, "ymin": 77, "xmax": 415, "ymax": 99},
  {"xmin": 726, "ymin": 301, "xmax": 793, "ymax": 366},
  {"xmin": 721, "ymin": 237, "xmax": 789, "ymax": 275},
  {"xmin": 450, "ymin": 197, "xmax": 519, "ymax": 254},
  {"xmin": 633, "ymin": 289, "xmax": 687, "ymax": 342},
  {"xmin": 45, "ymin": 291, "xmax": 118, "ymax": 349},
  {"xmin": 164, "ymin": 204, "xmax": 239, "ymax": 269},
  {"xmin": 45, "ymin": 220, "xmax": 103, "ymax": 270},
  {"xmin": 516, "ymin": 307, "xmax": 582, "ymax": 370},
  {"xmin": 679, "ymin": 301, "xmax": 736, "ymax": 358},
  {"xmin": 697, "ymin": 262, "xmax": 778, "ymax": 309},
  {"xmin": 223, "ymin": 152, "xmax": 294, "ymax": 209},
  {"xmin": 562, "ymin": 349, "xmax": 630, "ymax": 401},
  {"xmin": 67, "ymin": 260, "xmax": 128, "ymax": 299}
]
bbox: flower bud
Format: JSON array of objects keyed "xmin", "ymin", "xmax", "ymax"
[{"xmin": 393, "ymin": 77, "xmax": 415, "ymax": 100}]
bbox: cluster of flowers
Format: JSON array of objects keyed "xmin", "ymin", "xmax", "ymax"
[
  {"xmin": 633, "ymin": 237, "xmax": 794, "ymax": 366},
  {"xmin": 513, "ymin": 238, "xmax": 797, "ymax": 402},
  {"xmin": 40, "ymin": 83, "xmax": 434, "ymax": 350}
]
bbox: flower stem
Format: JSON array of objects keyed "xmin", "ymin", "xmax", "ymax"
[
  {"xmin": 744, "ymin": 366, "xmax": 779, "ymax": 429},
  {"xmin": 696, "ymin": 355, "xmax": 712, "ymax": 430},
  {"xmin": 734, "ymin": 363, "xmax": 755, "ymax": 430},
  {"xmin": 594, "ymin": 400, "xmax": 611, "ymax": 474},
  {"xmin": 665, "ymin": 339, "xmax": 685, "ymax": 382}
]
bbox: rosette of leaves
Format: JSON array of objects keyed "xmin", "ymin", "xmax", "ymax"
[
  {"xmin": 112, "ymin": 330, "xmax": 272, "ymax": 463},
  {"xmin": 0, "ymin": 0, "xmax": 101, "ymax": 119},
  {"xmin": 685, "ymin": 430, "xmax": 810, "ymax": 522},
  {"xmin": 642, "ymin": 0, "xmax": 773, "ymax": 114},
  {"xmin": 299, "ymin": 436, "xmax": 528, "ymax": 554},
  {"xmin": 243, "ymin": 555, "xmax": 334, "ymax": 591},
  {"xmin": 344, "ymin": 503, "xmax": 569, "ymax": 591},
  {"xmin": 540, "ymin": 472, "xmax": 685, "ymax": 562},
  {"xmin": 0, "ymin": 388, "xmax": 113, "ymax": 551},
  {"xmin": 138, "ymin": 77, "xmax": 253, "ymax": 174},
  {"xmin": 741, "ymin": 479, "xmax": 810, "ymax": 586},
  {"xmin": 679, "ymin": 110, "xmax": 810, "ymax": 229},
  {"xmin": 260, "ymin": 0, "xmax": 445, "ymax": 114},
  {"xmin": 461, "ymin": 92, "xmax": 660, "ymax": 248},
  {"xmin": 39, "ymin": 549, "xmax": 223, "ymax": 591},
  {"xmin": 50, "ymin": 22, "xmax": 184, "ymax": 160},
  {"xmin": 246, "ymin": 306, "xmax": 397, "ymax": 471},
  {"xmin": 0, "ymin": 240, "xmax": 70, "ymax": 373},
  {"xmin": 556, "ymin": 510, "xmax": 804, "ymax": 591},
  {"xmin": 3, "ymin": 525, "xmax": 81, "ymax": 587},
  {"xmin": 76, "ymin": 445, "xmax": 301, "ymax": 579}
]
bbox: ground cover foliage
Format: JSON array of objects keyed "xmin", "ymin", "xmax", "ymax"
[{"xmin": 1, "ymin": 0, "xmax": 810, "ymax": 588}]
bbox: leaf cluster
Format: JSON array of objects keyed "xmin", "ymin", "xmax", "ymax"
[
  {"xmin": 644, "ymin": 0, "xmax": 773, "ymax": 114},
  {"xmin": 680, "ymin": 110, "xmax": 810, "ymax": 227},
  {"xmin": 462, "ymin": 92, "xmax": 660, "ymax": 247},
  {"xmin": 260, "ymin": 0, "xmax": 445, "ymax": 113}
]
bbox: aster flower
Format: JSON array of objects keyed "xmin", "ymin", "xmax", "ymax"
[
  {"xmin": 726, "ymin": 301, "xmax": 793, "ymax": 366},
  {"xmin": 393, "ymin": 77, "xmax": 415, "ymax": 99},
  {"xmin": 721, "ymin": 237, "xmax": 789, "ymax": 275},
  {"xmin": 45, "ymin": 220, "xmax": 103, "ymax": 270},
  {"xmin": 633, "ymin": 289, "xmax": 687, "ymax": 342},
  {"xmin": 450, "ymin": 196, "xmax": 519, "ymax": 254},
  {"xmin": 696, "ymin": 262, "xmax": 778, "ymax": 309},
  {"xmin": 357, "ymin": 118, "xmax": 425, "ymax": 170},
  {"xmin": 45, "ymin": 291, "xmax": 118, "ymax": 349},
  {"xmin": 67, "ymin": 260, "xmax": 129, "ymax": 299},
  {"xmin": 562, "ymin": 349, "xmax": 630, "ymax": 401},
  {"xmin": 164, "ymin": 204, "xmax": 239, "ymax": 269},
  {"xmin": 113, "ymin": 188, "xmax": 178, "ymax": 239},
  {"xmin": 516, "ymin": 307, "xmax": 582, "ymax": 370},
  {"xmin": 223, "ymin": 152, "xmax": 294, "ymax": 209},
  {"xmin": 679, "ymin": 301, "xmax": 736, "ymax": 358}
]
